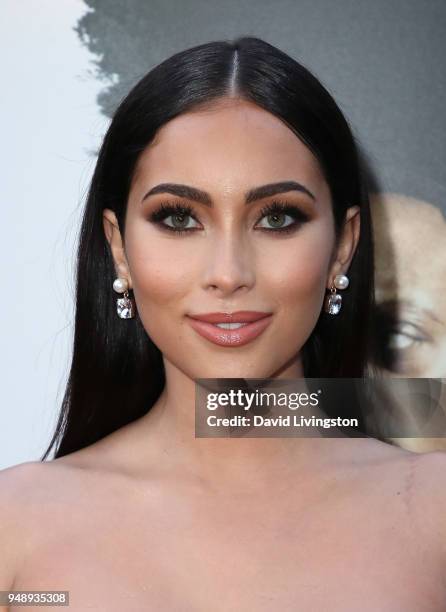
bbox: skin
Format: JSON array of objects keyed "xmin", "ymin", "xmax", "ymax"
[
  {"xmin": 371, "ymin": 193, "xmax": 446, "ymax": 452},
  {"xmin": 1, "ymin": 99, "xmax": 446, "ymax": 611}
]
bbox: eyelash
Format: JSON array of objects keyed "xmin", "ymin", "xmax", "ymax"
[{"xmin": 148, "ymin": 200, "xmax": 310, "ymax": 236}]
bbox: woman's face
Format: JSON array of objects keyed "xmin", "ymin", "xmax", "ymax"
[{"xmin": 104, "ymin": 99, "xmax": 359, "ymax": 379}]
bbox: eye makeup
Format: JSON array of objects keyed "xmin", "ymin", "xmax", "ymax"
[{"xmin": 147, "ymin": 200, "xmax": 311, "ymax": 236}]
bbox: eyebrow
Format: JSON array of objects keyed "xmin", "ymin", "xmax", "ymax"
[
  {"xmin": 141, "ymin": 180, "xmax": 316, "ymax": 206},
  {"xmin": 378, "ymin": 299, "xmax": 444, "ymax": 326}
]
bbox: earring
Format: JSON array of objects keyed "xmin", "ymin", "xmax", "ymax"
[
  {"xmin": 112, "ymin": 277, "xmax": 135, "ymax": 319},
  {"xmin": 324, "ymin": 274, "xmax": 349, "ymax": 315}
]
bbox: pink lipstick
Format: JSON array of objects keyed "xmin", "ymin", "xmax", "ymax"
[{"xmin": 186, "ymin": 311, "xmax": 273, "ymax": 347}]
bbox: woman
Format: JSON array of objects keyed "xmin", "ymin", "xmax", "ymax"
[{"xmin": 1, "ymin": 37, "xmax": 445, "ymax": 611}]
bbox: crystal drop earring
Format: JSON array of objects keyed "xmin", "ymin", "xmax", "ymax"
[
  {"xmin": 112, "ymin": 277, "xmax": 135, "ymax": 319},
  {"xmin": 324, "ymin": 273, "xmax": 349, "ymax": 315}
]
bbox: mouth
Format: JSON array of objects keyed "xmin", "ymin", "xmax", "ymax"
[{"xmin": 186, "ymin": 311, "xmax": 273, "ymax": 347}]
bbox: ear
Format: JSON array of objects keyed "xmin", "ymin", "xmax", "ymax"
[
  {"xmin": 327, "ymin": 205, "xmax": 360, "ymax": 288},
  {"xmin": 102, "ymin": 209, "xmax": 133, "ymax": 289}
]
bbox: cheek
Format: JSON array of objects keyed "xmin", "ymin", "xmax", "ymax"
[
  {"xmin": 132, "ymin": 257, "xmax": 186, "ymax": 306},
  {"xmin": 259, "ymin": 227, "xmax": 333, "ymax": 318},
  {"xmin": 260, "ymin": 231, "xmax": 332, "ymax": 363},
  {"xmin": 123, "ymin": 224, "xmax": 198, "ymax": 335}
]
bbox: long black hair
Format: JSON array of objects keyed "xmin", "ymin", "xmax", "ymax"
[{"xmin": 42, "ymin": 36, "xmax": 377, "ymax": 460}]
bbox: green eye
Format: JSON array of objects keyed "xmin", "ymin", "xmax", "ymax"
[
  {"xmin": 149, "ymin": 199, "xmax": 310, "ymax": 236},
  {"xmin": 165, "ymin": 212, "xmax": 199, "ymax": 230},
  {"xmin": 259, "ymin": 212, "xmax": 294, "ymax": 229},
  {"xmin": 150, "ymin": 203, "xmax": 201, "ymax": 234},
  {"xmin": 255, "ymin": 201, "xmax": 310, "ymax": 234}
]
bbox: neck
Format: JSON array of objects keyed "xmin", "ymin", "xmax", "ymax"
[{"xmin": 132, "ymin": 355, "xmax": 341, "ymax": 490}]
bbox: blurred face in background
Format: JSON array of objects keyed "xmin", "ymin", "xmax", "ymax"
[
  {"xmin": 370, "ymin": 192, "xmax": 446, "ymax": 452},
  {"xmin": 371, "ymin": 193, "xmax": 446, "ymax": 377}
]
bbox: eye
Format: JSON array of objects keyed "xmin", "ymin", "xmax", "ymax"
[
  {"xmin": 255, "ymin": 200, "xmax": 310, "ymax": 234},
  {"xmin": 149, "ymin": 202, "xmax": 201, "ymax": 234},
  {"xmin": 148, "ymin": 199, "xmax": 310, "ymax": 236},
  {"xmin": 257, "ymin": 211, "xmax": 295, "ymax": 230},
  {"xmin": 387, "ymin": 322, "xmax": 428, "ymax": 350},
  {"xmin": 163, "ymin": 210, "xmax": 200, "ymax": 231},
  {"xmin": 372, "ymin": 308, "xmax": 433, "ymax": 373}
]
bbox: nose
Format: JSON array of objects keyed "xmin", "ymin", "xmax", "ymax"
[{"xmin": 202, "ymin": 231, "xmax": 255, "ymax": 296}]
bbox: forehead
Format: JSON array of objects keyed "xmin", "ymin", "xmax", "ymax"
[
  {"xmin": 372, "ymin": 193, "xmax": 446, "ymax": 302},
  {"xmin": 131, "ymin": 99, "xmax": 326, "ymax": 197},
  {"xmin": 373, "ymin": 194, "xmax": 446, "ymax": 253}
]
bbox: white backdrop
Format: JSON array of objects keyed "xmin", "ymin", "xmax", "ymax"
[{"xmin": 0, "ymin": 0, "xmax": 110, "ymax": 469}]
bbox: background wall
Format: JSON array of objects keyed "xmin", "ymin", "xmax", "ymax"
[{"xmin": 1, "ymin": 0, "xmax": 445, "ymax": 468}]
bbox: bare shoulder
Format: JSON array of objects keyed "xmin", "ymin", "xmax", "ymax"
[
  {"xmin": 0, "ymin": 461, "xmax": 56, "ymax": 590},
  {"xmin": 408, "ymin": 448, "xmax": 446, "ymax": 492},
  {"xmin": 0, "ymin": 458, "xmax": 91, "ymax": 541},
  {"xmin": 336, "ymin": 434, "xmax": 414, "ymax": 469},
  {"xmin": 0, "ymin": 460, "xmax": 78, "ymax": 526},
  {"xmin": 407, "ymin": 450, "xmax": 446, "ymax": 551},
  {"xmin": 0, "ymin": 455, "xmax": 119, "ymax": 588},
  {"xmin": 369, "ymin": 445, "xmax": 446, "ymax": 559},
  {"xmin": 0, "ymin": 460, "xmax": 55, "ymax": 520},
  {"xmin": 0, "ymin": 458, "xmax": 84, "ymax": 505},
  {"xmin": 0, "ymin": 457, "xmax": 70, "ymax": 485},
  {"xmin": 349, "ymin": 440, "xmax": 446, "ymax": 551},
  {"xmin": 361, "ymin": 436, "xmax": 446, "ymax": 491}
]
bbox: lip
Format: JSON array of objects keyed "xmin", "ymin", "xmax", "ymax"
[
  {"xmin": 187, "ymin": 311, "xmax": 271, "ymax": 324},
  {"xmin": 186, "ymin": 311, "xmax": 273, "ymax": 347}
]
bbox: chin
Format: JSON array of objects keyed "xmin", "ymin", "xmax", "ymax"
[{"xmin": 190, "ymin": 362, "xmax": 275, "ymax": 380}]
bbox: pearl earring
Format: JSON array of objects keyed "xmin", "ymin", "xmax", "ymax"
[
  {"xmin": 112, "ymin": 277, "xmax": 135, "ymax": 319},
  {"xmin": 324, "ymin": 274, "xmax": 349, "ymax": 315}
]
